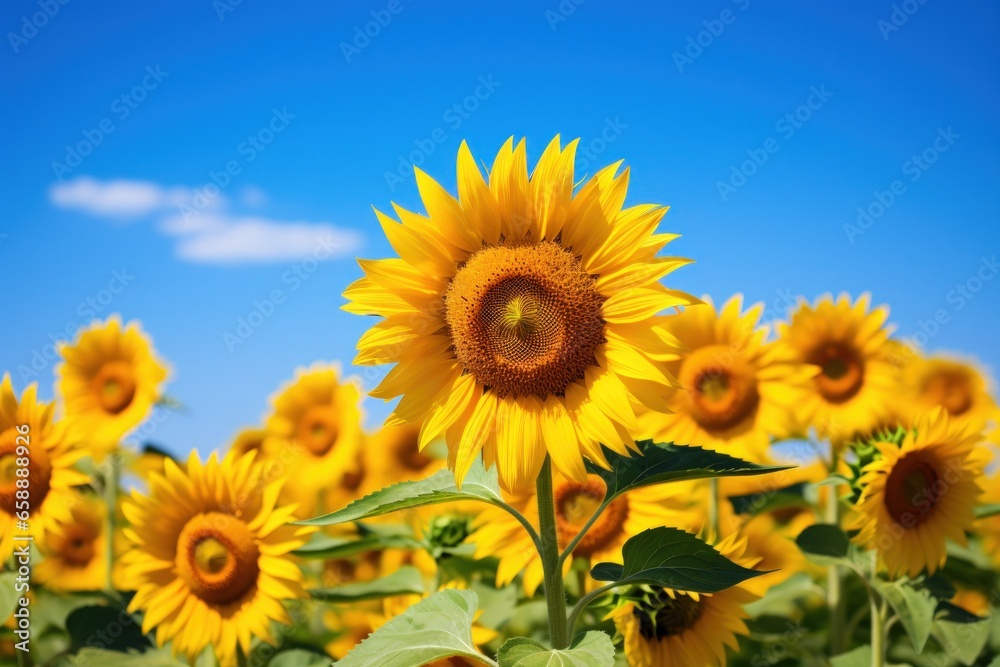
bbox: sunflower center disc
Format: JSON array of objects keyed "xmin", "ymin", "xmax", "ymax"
[
  {"xmin": 177, "ymin": 512, "xmax": 260, "ymax": 604},
  {"xmin": 884, "ymin": 453, "xmax": 941, "ymax": 525},
  {"xmin": 62, "ymin": 526, "xmax": 98, "ymax": 566},
  {"xmin": 297, "ymin": 406, "xmax": 340, "ymax": 456},
  {"xmin": 0, "ymin": 427, "xmax": 53, "ymax": 514},
  {"xmin": 554, "ymin": 477, "xmax": 628, "ymax": 556},
  {"xmin": 445, "ymin": 241, "xmax": 606, "ymax": 399},
  {"xmin": 91, "ymin": 360, "xmax": 138, "ymax": 414},
  {"xmin": 679, "ymin": 346, "xmax": 760, "ymax": 431},
  {"xmin": 923, "ymin": 371, "xmax": 973, "ymax": 416},
  {"xmin": 811, "ymin": 343, "xmax": 864, "ymax": 403},
  {"xmin": 634, "ymin": 589, "xmax": 704, "ymax": 640}
]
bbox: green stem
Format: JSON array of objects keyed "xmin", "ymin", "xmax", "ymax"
[
  {"xmin": 536, "ymin": 456, "xmax": 570, "ymax": 650},
  {"xmin": 567, "ymin": 582, "xmax": 618, "ymax": 637},
  {"xmin": 825, "ymin": 448, "xmax": 846, "ymax": 655},
  {"xmin": 871, "ymin": 596, "xmax": 886, "ymax": 667},
  {"xmin": 104, "ymin": 452, "xmax": 119, "ymax": 594},
  {"xmin": 708, "ymin": 477, "xmax": 720, "ymax": 539},
  {"xmin": 559, "ymin": 499, "xmax": 609, "ymax": 566}
]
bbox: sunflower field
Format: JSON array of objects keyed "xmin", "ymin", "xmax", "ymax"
[{"xmin": 4, "ymin": 137, "xmax": 1000, "ymax": 667}]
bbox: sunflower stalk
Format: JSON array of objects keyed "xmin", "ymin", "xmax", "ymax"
[
  {"xmin": 825, "ymin": 448, "xmax": 846, "ymax": 655},
  {"xmin": 535, "ymin": 456, "xmax": 571, "ymax": 650}
]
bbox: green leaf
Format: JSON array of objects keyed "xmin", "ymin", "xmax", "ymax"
[
  {"xmin": 933, "ymin": 618, "xmax": 990, "ymax": 665},
  {"xmin": 296, "ymin": 459, "xmax": 504, "ymax": 526},
  {"xmin": 874, "ymin": 579, "xmax": 935, "ymax": 653},
  {"xmin": 829, "ymin": 645, "xmax": 871, "ymax": 667},
  {"xmin": 917, "ymin": 571, "xmax": 956, "ymax": 601},
  {"xmin": 590, "ymin": 527, "xmax": 763, "ymax": 593},
  {"xmin": 727, "ymin": 482, "xmax": 810, "ymax": 516},
  {"xmin": 0, "ymin": 572, "xmax": 18, "ymax": 623},
  {"xmin": 66, "ymin": 605, "xmax": 151, "ymax": 653},
  {"xmin": 269, "ymin": 649, "xmax": 332, "ymax": 667},
  {"xmin": 310, "ymin": 566, "xmax": 424, "ymax": 602},
  {"xmin": 935, "ymin": 600, "xmax": 984, "ymax": 624},
  {"xmin": 587, "ymin": 441, "xmax": 791, "ymax": 502},
  {"xmin": 63, "ymin": 648, "xmax": 187, "ymax": 666},
  {"xmin": 794, "ymin": 524, "xmax": 851, "ymax": 564},
  {"xmin": 497, "ymin": 632, "xmax": 616, "ymax": 666},
  {"xmin": 334, "ymin": 589, "xmax": 497, "ymax": 667},
  {"xmin": 293, "ymin": 531, "xmax": 421, "ymax": 560},
  {"xmin": 974, "ymin": 502, "xmax": 1000, "ymax": 519}
]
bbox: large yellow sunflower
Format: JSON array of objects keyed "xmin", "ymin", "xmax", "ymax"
[
  {"xmin": 637, "ymin": 295, "xmax": 815, "ymax": 462},
  {"xmin": 777, "ymin": 293, "xmax": 898, "ymax": 443},
  {"xmin": 610, "ymin": 533, "xmax": 760, "ymax": 667},
  {"xmin": 850, "ymin": 408, "xmax": 984, "ymax": 578},
  {"xmin": 895, "ymin": 353, "xmax": 998, "ymax": 434},
  {"xmin": 474, "ymin": 472, "xmax": 696, "ymax": 596},
  {"xmin": 344, "ymin": 137, "xmax": 693, "ymax": 492},
  {"xmin": 0, "ymin": 374, "xmax": 87, "ymax": 561},
  {"xmin": 56, "ymin": 316, "xmax": 169, "ymax": 457},
  {"xmin": 121, "ymin": 451, "xmax": 314, "ymax": 666},
  {"xmin": 263, "ymin": 363, "xmax": 365, "ymax": 516}
]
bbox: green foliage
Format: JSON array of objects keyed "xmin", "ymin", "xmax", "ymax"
[
  {"xmin": 309, "ymin": 565, "xmax": 425, "ymax": 602},
  {"xmin": 66, "ymin": 605, "xmax": 151, "ymax": 654},
  {"xmin": 874, "ymin": 578, "xmax": 936, "ymax": 652},
  {"xmin": 795, "ymin": 524, "xmax": 853, "ymax": 566},
  {"xmin": 497, "ymin": 632, "xmax": 616, "ymax": 666},
  {"xmin": 269, "ymin": 649, "xmax": 333, "ymax": 666}
]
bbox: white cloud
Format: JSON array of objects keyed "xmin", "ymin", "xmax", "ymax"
[
  {"xmin": 176, "ymin": 219, "xmax": 361, "ymax": 263},
  {"xmin": 49, "ymin": 177, "xmax": 363, "ymax": 265}
]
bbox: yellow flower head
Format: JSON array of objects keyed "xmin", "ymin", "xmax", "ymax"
[
  {"xmin": 895, "ymin": 352, "xmax": 998, "ymax": 434},
  {"xmin": 263, "ymin": 363, "xmax": 365, "ymax": 515},
  {"xmin": 56, "ymin": 316, "xmax": 169, "ymax": 457},
  {"xmin": 35, "ymin": 492, "xmax": 109, "ymax": 591},
  {"xmin": 121, "ymin": 451, "xmax": 313, "ymax": 666},
  {"xmin": 475, "ymin": 472, "xmax": 695, "ymax": 597},
  {"xmin": 0, "ymin": 374, "xmax": 87, "ymax": 561},
  {"xmin": 638, "ymin": 295, "xmax": 815, "ymax": 462},
  {"xmin": 777, "ymin": 293, "xmax": 898, "ymax": 443},
  {"xmin": 345, "ymin": 136, "xmax": 694, "ymax": 492},
  {"xmin": 610, "ymin": 533, "xmax": 760, "ymax": 667},
  {"xmin": 850, "ymin": 408, "xmax": 984, "ymax": 578},
  {"xmin": 365, "ymin": 423, "xmax": 444, "ymax": 491}
]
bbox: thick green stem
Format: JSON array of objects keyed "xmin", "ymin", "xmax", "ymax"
[
  {"xmin": 826, "ymin": 449, "xmax": 846, "ymax": 655},
  {"xmin": 708, "ymin": 477, "xmax": 720, "ymax": 539},
  {"xmin": 104, "ymin": 452, "xmax": 119, "ymax": 594},
  {"xmin": 536, "ymin": 456, "xmax": 570, "ymax": 650},
  {"xmin": 870, "ymin": 596, "xmax": 886, "ymax": 667}
]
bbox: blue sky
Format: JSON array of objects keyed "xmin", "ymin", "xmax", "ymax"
[{"xmin": 2, "ymin": 0, "xmax": 998, "ymax": 458}]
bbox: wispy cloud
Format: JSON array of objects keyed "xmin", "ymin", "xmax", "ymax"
[{"xmin": 49, "ymin": 177, "xmax": 361, "ymax": 264}]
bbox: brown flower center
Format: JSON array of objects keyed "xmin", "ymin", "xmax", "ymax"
[
  {"xmin": 91, "ymin": 360, "xmax": 138, "ymax": 414},
  {"xmin": 554, "ymin": 477, "xmax": 628, "ymax": 556},
  {"xmin": 177, "ymin": 512, "xmax": 260, "ymax": 604},
  {"xmin": 59, "ymin": 525, "xmax": 99, "ymax": 566},
  {"xmin": 922, "ymin": 369, "xmax": 973, "ymax": 416},
  {"xmin": 811, "ymin": 343, "xmax": 864, "ymax": 403},
  {"xmin": 445, "ymin": 241, "xmax": 606, "ymax": 399},
  {"xmin": 678, "ymin": 346, "xmax": 760, "ymax": 431},
  {"xmin": 0, "ymin": 427, "xmax": 53, "ymax": 515},
  {"xmin": 634, "ymin": 589, "xmax": 704, "ymax": 640},
  {"xmin": 297, "ymin": 406, "xmax": 340, "ymax": 456},
  {"xmin": 884, "ymin": 452, "xmax": 941, "ymax": 526},
  {"xmin": 386, "ymin": 426, "xmax": 434, "ymax": 472}
]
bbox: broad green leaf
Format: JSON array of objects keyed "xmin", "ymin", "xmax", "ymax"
[
  {"xmin": 874, "ymin": 579, "xmax": 935, "ymax": 652},
  {"xmin": 917, "ymin": 571, "xmax": 957, "ymax": 601},
  {"xmin": 497, "ymin": 632, "xmax": 615, "ymax": 666},
  {"xmin": 293, "ymin": 531, "xmax": 421, "ymax": 560},
  {"xmin": 728, "ymin": 482, "xmax": 809, "ymax": 516},
  {"xmin": 335, "ymin": 589, "xmax": 497, "ymax": 667},
  {"xmin": 269, "ymin": 649, "xmax": 332, "ymax": 667},
  {"xmin": 296, "ymin": 459, "xmax": 503, "ymax": 526},
  {"xmin": 590, "ymin": 527, "xmax": 763, "ymax": 593},
  {"xmin": 63, "ymin": 648, "xmax": 187, "ymax": 666},
  {"xmin": 66, "ymin": 606, "xmax": 151, "ymax": 653},
  {"xmin": 795, "ymin": 524, "xmax": 851, "ymax": 565},
  {"xmin": 587, "ymin": 441, "xmax": 791, "ymax": 502},
  {"xmin": 974, "ymin": 502, "xmax": 1000, "ymax": 519},
  {"xmin": 829, "ymin": 645, "xmax": 871, "ymax": 667},
  {"xmin": 0, "ymin": 572, "xmax": 18, "ymax": 623},
  {"xmin": 310, "ymin": 565, "xmax": 424, "ymax": 602},
  {"xmin": 933, "ymin": 618, "xmax": 990, "ymax": 665}
]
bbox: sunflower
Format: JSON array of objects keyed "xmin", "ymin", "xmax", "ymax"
[
  {"xmin": 475, "ymin": 471, "xmax": 695, "ymax": 596},
  {"xmin": 56, "ymin": 316, "xmax": 168, "ymax": 457},
  {"xmin": 121, "ymin": 451, "xmax": 314, "ymax": 666},
  {"xmin": 637, "ymin": 296, "xmax": 814, "ymax": 462},
  {"xmin": 850, "ymin": 408, "xmax": 984, "ymax": 578},
  {"xmin": 895, "ymin": 354, "xmax": 998, "ymax": 434},
  {"xmin": 610, "ymin": 533, "xmax": 760, "ymax": 667},
  {"xmin": 0, "ymin": 374, "xmax": 88, "ymax": 561},
  {"xmin": 365, "ymin": 423, "xmax": 444, "ymax": 491},
  {"xmin": 344, "ymin": 137, "xmax": 693, "ymax": 492},
  {"xmin": 229, "ymin": 427, "xmax": 268, "ymax": 458},
  {"xmin": 263, "ymin": 363, "xmax": 364, "ymax": 516},
  {"xmin": 35, "ymin": 492, "xmax": 113, "ymax": 591},
  {"xmin": 777, "ymin": 294, "xmax": 898, "ymax": 443}
]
